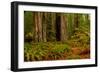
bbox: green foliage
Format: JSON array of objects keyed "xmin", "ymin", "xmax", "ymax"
[
  {"xmin": 67, "ymin": 13, "xmax": 74, "ymax": 39},
  {"xmin": 68, "ymin": 27, "xmax": 90, "ymax": 49},
  {"xmin": 24, "ymin": 11, "xmax": 33, "ymax": 34},
  {"xmin": 24, "ymin": 42, "xmax": 71, "ymax": 61},
  {"xmin": 52, "ymin": 44, "xmax": 70, "ymax": 53},
  {"xmin": 25, "ymin": 32, "xmax": 33, "ymax": 39},
  {"xmin": 46, "ymin": 13, "xmax": 56, "ymax": 41}
]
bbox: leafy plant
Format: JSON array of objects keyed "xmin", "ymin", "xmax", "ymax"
[{"xmin": 24, "ymin": 42, "xmax": 72, "ymax": 61}]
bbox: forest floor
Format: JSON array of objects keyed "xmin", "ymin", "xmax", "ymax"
[
  {"xmin": 66, "ymin": 47, "xmax": 90, "ymax": 60},
  {"xmin": 24, "ymin": 42, "xmax": 90, "ymax": 61}
]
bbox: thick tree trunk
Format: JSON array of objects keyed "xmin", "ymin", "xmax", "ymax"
[
  {"xmin": 38, "ymin": 12, "xmax": 43, "ymax": 42},
  {"xmin": 34, "ymin": 12, "xmax": 43, "ymax": 42},
  {"xmin": 56, "ymin": 13, "xmax": 61, "ymax": 41},
  {"xmin": 60, "ymin": 14, "xmax": 67, "ymax": 41}
]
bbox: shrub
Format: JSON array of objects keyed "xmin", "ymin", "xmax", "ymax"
[
  {"xmin": 68, "ymin": 28, "xmax": 90, "ymax": 49},
  {"xmin": 24, "ymin": 42, "xmax": 71, "ymax": 61}
]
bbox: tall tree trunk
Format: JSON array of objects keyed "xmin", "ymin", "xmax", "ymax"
[
  {"xmin": 42, "ymin": 12, "xmax": 47, "ymax": 42},
  {"xmin": 60, "ymin": 14, "xmax": 67, "ymax": 41},
  {"xmin": 34, "ymin": 12, "xmax": 43, "ymax": 42},
  {"xmin": 56, "ymin": 13, "xmax": 61, "ymax": 41},
  {"xmin": 74, "ymin": 14, "xmax": 79, "ymax": 28},
  {"xmin": 71, "ymin": 14, "xmax": 75, "ymax": 35},
  {"xmin": 38, "ymin": 12, "xmax": 43, "ymax": 42},
  {"xmin": 51, "ymin": 13, "xmax": 56, "ymax": 41},
  {"xmin": 34, "ymin": 12, "xmax": 39, "ymax": 42}
]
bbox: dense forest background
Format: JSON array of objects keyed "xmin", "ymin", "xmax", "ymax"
[{"xmin": 24, "ymin": 11, "xmax": 90, "ymax": 61}]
